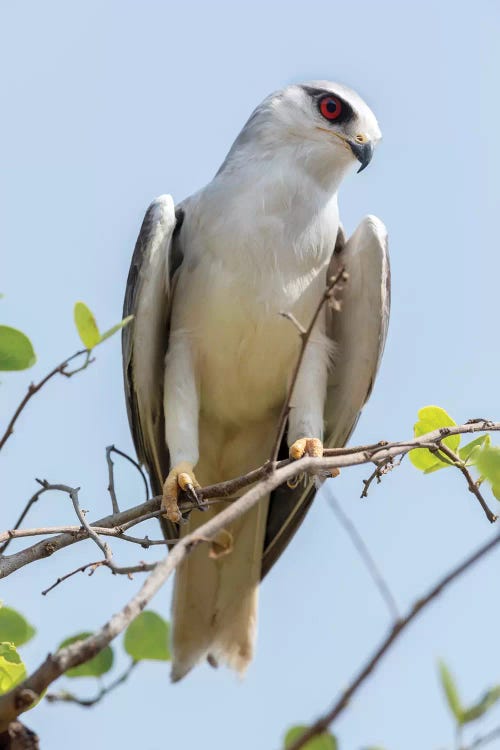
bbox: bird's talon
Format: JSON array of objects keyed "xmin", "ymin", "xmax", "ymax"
[{"xmin": 161, "ymin": 462, "xmax": 200, "ymax": 524}]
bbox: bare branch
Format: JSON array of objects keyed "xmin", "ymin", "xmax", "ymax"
[
  {"xmin": 328, "ymin": 493, "xmax": 399, "ymax": 620},
  {"xmin": 0, "ymin": 463, "xmax": 292, "ymax": 729},
  {"xmin": 464, "ymin": 725, "xmax": 500, "ymax": 750},
  {"xmin": 0, "ymin": 349, "xmax": 92, "ymax": 452},
  {"xmin": 360, "ymin": 457, "xmax": 395, "ymax": 498},
  {"xmin": 1, "ymin": 420, "xmax": 499, "ymax": 580},
  {"xmin": 105, "ymin": 445, "xmax": 149, "ymax": 514},
  {"xmin": 284, "ymin": 530, "xmax": 500, "ymax": 750},
  {"xmin": 0, "ymin": 485, "xmax": 51, "ymax": 555},
  {"xmin": 41, "ymin": 558, "xmax": 157, "ymax": 596},
  {"xmin": 1, "ymin": 441, "xmax": 500, "ymax": 731},
  {"xmin": 436, "ymin": 443, "xmax": 497, "ymax": 523},
  {"xmin": 45, "ymin": 660, "xmax": 138, "ymax": 708},
  {"xmin": 105, "ymin": 447, "xmax": 120, "ymax": 513}
]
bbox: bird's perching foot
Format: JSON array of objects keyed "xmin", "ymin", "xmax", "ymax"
[
  {"xmin": 162, "ymin": 462, "xmax": 201, "ymax": 523},
  {"xmin": 287, "ymin": 438, "xmax": 324, "ymax": 488},
  {"xmin": 289, "ymin": 437, "xmax": 324, "ymax": 460}
]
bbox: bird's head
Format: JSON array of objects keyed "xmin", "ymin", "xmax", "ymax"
[{"xmin": 222, "ymin": 81, "xmax": 381, "ymax": 185}]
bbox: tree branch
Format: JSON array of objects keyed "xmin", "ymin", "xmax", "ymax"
[
  {"xmin": 45, "ymin": 660, "xmax": 138, "ymax": 708},
  {"xmin": 1, "ymin": 420, "xmax": 499, "ymax": 580},
  {"xmin": 0, "ymin": 420, "xmax": 498, "ymax": 730},
  {"xmin": 285, "ymin": 530, "xmax": 500, "ymax": 750},
  {"xmin": 0, "ymin": 462, "xmax": 298, "ymax": 729}
]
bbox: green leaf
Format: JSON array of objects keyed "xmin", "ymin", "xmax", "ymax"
[
  {"xmin": 458, "ymin": 434, "xmax": 491, "ymax": 464},
  {"xmin": 409, "ymin": 406, "xmax": 460, "ymax": 473},
  {"xmin": 73, "ymin": 302, "xmax": 101, "ymax": 349},
  {"xmin": 461, "ymin": 686, "xmax": 500, "ymax": 724},
  {"xmin": 474, "ymin": 446, "xmax": 500, "ymax": 500},
  {"xmin": 0, "ymin": 326, "xmax": 36, "ymax": 371},
  {"xmin": 124, "ymin": 611, "xmax": 171, "ymax": 662},
  {"xmin": 58, "ymin": 633, "xmax": 114, "ymax": 677},
  {"xmin": 438, "ymin": 662, "xmax": 464, "ymax": 724},
  {"xmin": 284, "ymin": 726, "xmax": 337, "ymax": 750},
  {"xmin": 99, "ymin": 315, "xmax": 134, "ymax": 344},
  {"xmin": 0, "ymin": 643, "xmax": 27, "ymax": 695},
  {"xmin": 0, "ymin": 606, "xmax": 36, "ymax": 647}
]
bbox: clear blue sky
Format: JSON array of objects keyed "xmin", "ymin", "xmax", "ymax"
[{"xmin": 1, "ymin": 1, "xmax": 499, "ymax": 748}]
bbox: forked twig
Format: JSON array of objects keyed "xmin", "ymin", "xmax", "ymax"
[{"xmin": 0, "ymin": 349, "xmax": 92, "ymax": 452}]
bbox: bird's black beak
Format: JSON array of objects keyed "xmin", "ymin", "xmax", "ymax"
[{"xmin": 348, "ymin": 139, "xmax": 374, "ymax": 173}]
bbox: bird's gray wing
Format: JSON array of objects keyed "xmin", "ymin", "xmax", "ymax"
[
  {"xmin": 122, "ymin": 195, "xmax": 184, "ymax": 541},
  {"xmin": 262, "ymin": 215, "xmax": 390, "ymax": 578}
]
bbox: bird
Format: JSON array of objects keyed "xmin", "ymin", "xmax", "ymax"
[{"xmin": 122, "ymin": 81, "xmax": 390, "ymax": 682}]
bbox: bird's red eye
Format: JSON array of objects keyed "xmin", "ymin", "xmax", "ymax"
[{"xmin": 319, "ymin": 95, "xmax": 342, "ymax": 121}]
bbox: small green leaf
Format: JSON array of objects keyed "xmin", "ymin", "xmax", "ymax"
[
  {"xmin": 458, "ymin": 435, "xmax": 491, "ymax": 464},
  {"xmin": 0, "ymin": 643, "xmax": 27, "ymax": 695},
  {"xmin": 438, "ymin": 662, "xmax": 464, "ymax": 724},
  {"xmin": 475, "ymin": 447, "xmax": 500, "ymax": 501},
  {"xmin": 99, "ymin": 315, "xmax": 134, "ymax": 344},
  {"xmin": 409, "ymin": 406, "xmax": 460, "ymax": 473},
  {"xmin": 124, "ymin": 611, "xmax": 170, "ymax": 662},
  {"xmin": 0, "ymin": 326, "xmax": 36, "ymax": 371},
  {"xmin": 74, "ymin": 302, "xmax": 100, "ymax": 349},
  {"xmin": 284, "ymin": 726, "xmax": 337, "ymax": 750},
  {"xmin": 58, "ymin": 633, "xmax": 114, "ymax": 677},
  {"xmin": 461, "ymin": 686, "xmax": 500, "ymax": 724},
  {"xmin": 0, "ymin": 606, "xmax": 36, "ymax": 647}
]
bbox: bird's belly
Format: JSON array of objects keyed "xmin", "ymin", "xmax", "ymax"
[
  {"xmin": 197, "ymin": 300, "xmax": 299, "ymax": 425},
  {"xmin": 188, "ymin": 266, "xmax": 325, "ymax": 426}
]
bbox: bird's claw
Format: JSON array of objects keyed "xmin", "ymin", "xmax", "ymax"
[{"xmin": 162, "ymin": 463, "xmax": 201, "ymax": 523}]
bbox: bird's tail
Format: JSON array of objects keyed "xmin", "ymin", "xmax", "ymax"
[{"xmin": 170, "ymin": 418, "xmax": 273, "ymax": 682}]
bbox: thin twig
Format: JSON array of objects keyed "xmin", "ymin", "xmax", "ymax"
[
  {"xmin": 41, "ymin": 560, "xmax": 104, "ymax": 595},
  {"xmin": 0, "ymin": 349, "xmax": 91, "ymax": 452},
  {"xmin": 105, "ymin": 447, "xmax": 120, "ymax": 513},
  {"xmin": 328, "ymin": 493, "xmax": 399, "ymax": 620},
  {"xmin": 105, "ymin": 445, "xmax": 150, "ymax": 514},
  {"xmin": 270, "ymin": 266, "xmax": 348, "ymax": 463},
  {"xmin": 436, "ymin": 443, "xmax": 497, "ymax": 523},
  {"xmin": 285, "ymin": 530, "xmax": 500, "ymax": 750},
  {"xmin": 36, "ymin": 481, "xmax": 111, "ymax": 559},
  {"xmin": 45, "ymin": 660, "xmax": 138, "ymax": 707},
  {"xmin": 0, "ymin": 523, "xmax": 173, "ymax": 546},
  {"xmin": 0, "ymin": 485, "xmax": 51, "ymax": 555},
  {"xmin": 360, "ymin": 457, "xmax": 394, "ymax": 499},
  {"xmin": 465, "ymin": 725, "xmax": 500, "ymax": 750},
  {"xmin": 42, "ymin": 557, "xmax": 157, "ymax": 595},
  {"xmin": 109, "ymin": 446, "xmax": 149, "ymax": 500}
]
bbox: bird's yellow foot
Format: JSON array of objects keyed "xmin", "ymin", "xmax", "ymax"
[
  {"xmin": 289, "ymin": 437, "xmax": 324, "ymax": 460},
  {"xmin": 287, "ymin": 438, "xmax": 324, "ymax": 488},
  {"xmin": 162, "ymin": 462, "xmax": 200, "ymax": 523}
]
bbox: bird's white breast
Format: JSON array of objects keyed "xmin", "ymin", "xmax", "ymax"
[{"xmin": 170, "ymin": 162, "xmax": 340, "ymax": 426}]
